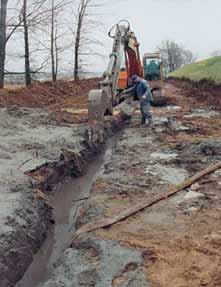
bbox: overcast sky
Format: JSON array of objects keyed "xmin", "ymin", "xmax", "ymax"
[
  {"xmin": 96, "ymin": 0, "xmax": 220, "ymax": 71},
  {"xmin": 6, "ymin": 0, "xmax": 221, "ymax": 75}
]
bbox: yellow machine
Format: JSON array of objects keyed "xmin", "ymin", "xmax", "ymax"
[
  {"xmin": 142, "ymin": 52, "xmax": 165, "ymax": 105},
  {"xmin": 88, "ymin": 21, "xmax": 166, "ymax": 130},
  {"xmin": 117, "ymin": 52, "xmax": 165, "ymax": 105}
]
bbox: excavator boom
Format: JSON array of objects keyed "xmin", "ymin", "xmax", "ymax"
[{"xmin": 88, "ymin": 20, "xmax": 142, "ymax": 127}]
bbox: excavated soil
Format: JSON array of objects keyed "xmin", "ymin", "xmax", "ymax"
[
  {"xmin": 0, "ymin": 78, "xmax": 100, "ymax": 125},
  {"xmin": 0, "ymin": 78, "xmax": 99, "ymax": 109},
  {"xmin": 169, "ymin": 78, "xmax": 221, "ymax": 110}
]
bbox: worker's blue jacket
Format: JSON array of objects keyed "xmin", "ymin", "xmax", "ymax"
[{"xmin": 134, "ymin": 79, "xmax": 153, "ymax": 104}]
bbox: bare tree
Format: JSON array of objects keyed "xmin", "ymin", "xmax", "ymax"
[
  {"xmin": 50, "ymin": 0, "xmax": 70, "ymax": 82},
  {"xmin": 22, "ymin": 0, "xmax": 31, "ymax": 86},
  {"xmin": 50, "ymin": 0, "xmax": 57, "ymax": 81},
  {"xmin": 73, "ymin": 0, "xmax": 104, "ymax": 80},
  {"xmin": 2, "ymin": 0, "xmax": 105, "ymax": 85},
  {"xmin": 21, "ymin": 0, "xmax": 50, "ymax": 86},
  {"xmin": 157, "ymin": 40, "xmax": 196, "ymax": 73},
  {"xmin": 211, "ymin": 50, "xmax": 221, "ymax": 57},
  {"xmin": 1, "ymin": 0, "xmax": 50, "ymax": 87},
  {"xmin": 74, "ymin": 0, "xmax": 87, "ymax": 80},
  {"xmin": 0, "ymin": 0, "xmax": 8, "ymax": 89},
  {"xmin": 182, "ymin": 49, "xmax": 197, "ymax": 65}
]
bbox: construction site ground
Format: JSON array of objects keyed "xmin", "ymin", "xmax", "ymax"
[{"xmin": 0, "ymin": 79, "xmax": 221, "ymax": 287}]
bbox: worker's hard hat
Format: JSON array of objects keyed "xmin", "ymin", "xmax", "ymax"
[{"xmin": 131, "ymin": 75, "xmax": 139, "ymax": 82}]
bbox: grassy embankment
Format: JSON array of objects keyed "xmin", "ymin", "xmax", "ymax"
[{"xmin": 169, "ymin": 56, "xmax": 221, "ymax": 83}]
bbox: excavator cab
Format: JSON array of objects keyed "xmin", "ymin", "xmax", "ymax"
[
  {"xmin": 143, "ymin": 53, "xmax": 166, "ymax": 106},
  {"xmin": 143, "ymin": 53, "xmax": 163, "ymax": 81}
]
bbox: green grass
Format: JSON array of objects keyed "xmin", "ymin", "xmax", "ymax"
[{"xmin": 169, "ymin": 56, "xmax": 221, "ymax": 83}]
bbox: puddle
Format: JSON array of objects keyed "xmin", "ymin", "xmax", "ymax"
[
  {"xmin": 61, "ymin": 108, "xmax": 88, "ymax": 115},
  {"xmin": 146, "ymin": 164, "xmax": 188, "ymax": 185},
  {"xmin": 150, "ymin": 152, "xmax": 177, "ymax": 161},
  {"xmin": 16, "ymin": 137, "xmax": 118, "ymax": 287},
  {"xmin": 166, "ymin": 105, "xmax": 181, "ymax": 111},
  {"xmin": 153, "ymin": 116, "xmax": 169, "ymax": 125},
  {"xmin": 171, "ymin": 121, "xmax": 190, "ymax": 132},
  {"xmin": 184, "ymin": 109, "xmax": 219, "ymax": 119},
  {"xmin": 157, "ymin": 105, "xmax": 181, "ymax": 111},
  {"xmin": 183, "ymin": 190, "xmax": 204, "ymax": 200}
]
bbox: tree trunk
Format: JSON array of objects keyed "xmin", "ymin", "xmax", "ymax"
[
  {"xmin": 74, "ymin": 20, "xmax": 81, "ymax": 81},
  {"xmin": 55, "ymin": 29, "xmax": 58, "ymax": 80},
  {"xmin": 0, "ymin": 0, "xmax": 8, "ymax": 89},
  {"xmin": 50, "ymin": 0, "xmax": 56, "ymax": 82},
  {"xmin": 23, "ymin": 0, "xmax": 31, "ymax": 86},
  {"xmin": 74, "ymin": 0, "xmax": 86, "ymax": 81}
]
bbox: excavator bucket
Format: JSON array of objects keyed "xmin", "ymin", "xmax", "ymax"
[
  {"xmin": 88, "ymin": 88, "xmax": 113, "ymax": 125},
  {"xmin": 87, "ymin": 87, "xmax": 113, "ymax": 143}
]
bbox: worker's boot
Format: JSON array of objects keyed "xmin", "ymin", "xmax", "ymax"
[
  {"xmin": 145, "ymin": 117, "xmax": 152, "ymax": 127},
  {"xmin": 141, "ymin": 116, "xmax": 146, "ymax": 125}
]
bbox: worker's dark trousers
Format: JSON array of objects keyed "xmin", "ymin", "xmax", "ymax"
[{"xmin": 140, "ymin": 101, "xmax": 152, "ymax": 124}]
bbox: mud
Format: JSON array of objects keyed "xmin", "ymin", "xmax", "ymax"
[
  {"xmin": 0, "ymin": 82, "xmax": 125, "ymax": 286},
  {"xmin": 16, "ymin": 136, "xmax": 119, "ymax": 287},
  {"xmin": 169, "ymin": 77, "xmax": 221, "ymax": 110},
  {"xmin": 41, "ymin": 82, "xmax": 221, "ymax": 287},
  {"xmin": 42, "ymin": 237, "xmax": 148, "ymax": 287}
]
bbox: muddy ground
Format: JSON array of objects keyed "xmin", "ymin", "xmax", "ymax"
[
  {"xmin": 42, "ymin": 83, "xmax": 221, "ymax": 287},
  {"xmin": 0, "ymin": 80, "xmax": 221, "ymax": 286},
  {"xmin": 0, "ymin": 78, "xmax": 117, "ymax": 287}
]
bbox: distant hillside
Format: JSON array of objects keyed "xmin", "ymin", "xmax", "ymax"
[
  {"xmin": 169, "ymin": 56, "xmax": 221, "ymax": 83},
  {"xmin": 4, "ymin": 71, "xmax": 102, "ymax": 85}
]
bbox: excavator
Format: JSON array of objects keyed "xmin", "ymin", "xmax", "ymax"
[
  {"xmin": 143, "ymin": 52, "xmax": 165, "ymax": 106},
  {"xmin": 88, "ymin": 20, "xmax": 165, "ymax": 130}
]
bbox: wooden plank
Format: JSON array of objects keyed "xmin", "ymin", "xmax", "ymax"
[{"xmin": 72, "ymin": 162, "xmax": 221, "ymax": 243}]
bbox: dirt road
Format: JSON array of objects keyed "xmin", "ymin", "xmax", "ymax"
[{"xmin": 0, "ymin": 80, "xmax": 221, "ymax": 286}]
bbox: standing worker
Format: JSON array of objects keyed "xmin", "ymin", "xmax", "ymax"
[{"xmin": 122, "ymin": 75, "xmax": 153, "ymax": 125}]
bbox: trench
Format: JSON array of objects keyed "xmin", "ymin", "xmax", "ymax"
[{"xmin": 16, "ymin": 136, "xmax": 118, "ymax": 287}]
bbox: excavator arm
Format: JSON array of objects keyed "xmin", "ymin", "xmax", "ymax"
[{"xmin": 88, "ymin": 20, "xmax": 142, "ymax": 127}]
